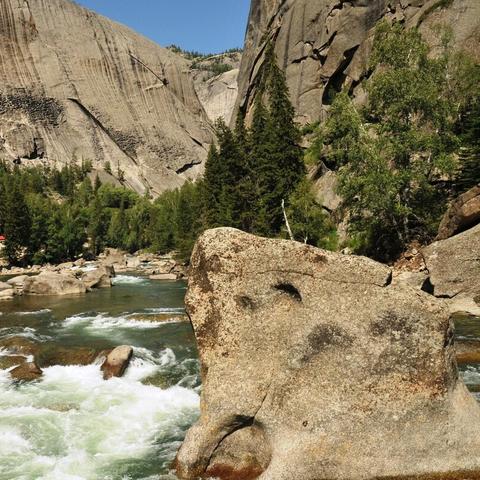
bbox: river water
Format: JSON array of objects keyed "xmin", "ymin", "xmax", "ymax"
[
  {"xmin": 0, "ymin": 275, "xmax": 200, "ymax": 480},
  {"xmin": 0, "ymin": 275, "xmax": 479, "ymax": 480}
]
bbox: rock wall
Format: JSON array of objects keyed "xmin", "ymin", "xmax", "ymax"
[
  {"xmin": 192, "ymin": 52, "xmax": 242, "ymax": 125},
  {"xmin": 235, "ymin": 0, "xmax": 480, "ymax": 125},
  {"xmin": 176, "ymin": 228, "xmax": 480, "ymax": 480},
  {"xmin": 0, "ymin": 0, "xmax": 215, "ymax": 194}
]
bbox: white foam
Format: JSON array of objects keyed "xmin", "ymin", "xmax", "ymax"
[
  {"xmin": 0, "ymin": 360, "xmax": 200, "ymax": 478},
  {"xmin": 462, "ymin": 365, "xmax": 480, "ymax": 386},
  {"xmin": 144, "ymin": 307, "xmax": 185, "ymax": 315},
  {"xmin": 15, "ymin": 309, "xmax": 52, "ymax": 316},
  {"xmin": 63, "ymin": 313, "xmax": 161, "ymax": 330},
  {"xmin": 112, "ymin": 274, "xmax": 148, "ymax": 285}
]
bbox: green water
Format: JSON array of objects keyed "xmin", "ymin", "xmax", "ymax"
[{"xmin": 0, "ymin": 274, "xmax": 200, "ymax": 480}]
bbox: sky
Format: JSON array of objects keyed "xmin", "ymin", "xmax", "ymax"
[{"xmin": 75, "ymin": 0, "xmax": 251, "ymax": 54}]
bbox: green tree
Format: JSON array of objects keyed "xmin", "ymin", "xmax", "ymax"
[
  {"xmin": 285, "ymin": 178, "xmax": 334, "ymax": 248},
  {"xmin": 313, "ymin": 22, "xmax": 479, "ymax": 260},
  {"xmin": 2, "ymin": 179, "xmax": 31, "ymax": 265}
]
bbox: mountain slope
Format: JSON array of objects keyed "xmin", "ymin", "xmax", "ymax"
[
  {"xmin": 235, "ymin": 0, "xmax": 480, "ymax": 125},
  {"xmin": 0, "ymin": 0, "xmax": 214, "ymax": 194}
]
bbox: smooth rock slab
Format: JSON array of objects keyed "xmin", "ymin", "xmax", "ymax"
[{"xmin": 176, "ymin": 228, "xmax": 480, "ymax": 480}]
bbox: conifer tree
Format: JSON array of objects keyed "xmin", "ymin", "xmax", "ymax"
[{"xmin": 2, "ymin": 179, "xmax": 31, "ymax": 265}]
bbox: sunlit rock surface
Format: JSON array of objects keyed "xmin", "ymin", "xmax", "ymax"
[
  {"xmin": 177, "ymin": 228, "xmax": 480, "ymax": 480},
  {"xmin": 235, "ymin": 0, "xmax": 480, "ymax": 125},
  {"xmin": 0, "ymin": 0, "xmax": 214, "ymax": 194}
]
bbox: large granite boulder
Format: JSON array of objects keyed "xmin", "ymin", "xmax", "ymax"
[
  {"xmin": 437, "ymin": 184, "xmax": 480, "ymax": 240},
  {"xmin": 176, "ymin": 228, "xmax": 480, "ymax": 480},
  {"xmin": 82, "ymin": 265, "xmax": 115, "ymax": 290},
  {"xmin": 423, "ymin": 224, "xmax": 480, "ymax": 315},
  {"xmin": 23, "ymin": 272, "xmax": 86, "ymax": 296}
]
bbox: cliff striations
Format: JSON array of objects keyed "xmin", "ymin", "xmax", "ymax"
[
  {"xmin": 235, "ymin": 0, "xmax": 480, "ymax": 125},
  {"xmin": 0, "ymin": 0, "xmax": 214, "ymax": 194}
]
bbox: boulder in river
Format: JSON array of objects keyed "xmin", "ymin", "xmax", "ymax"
[
  {"xmin": 10, "ymin": 361, "xmax": 43, "ymax": 381},
  {"xmin": 7, "ymin": 275, "xmax": 29, "ymax": 291},
  {"xmin": 176, "ymin": 228, "xmax": 480, "ymax": 480},
  {"xmin": 0, "ymin": 288, "xmax": 14, "ymax": 300},
  {"xmin": 23, "ymin": 272, "xmax": 87, "ymax": 296},
  {"xmin": 101, "ymin": 346, "xmax": 133, "ymax": 380},
  {"xmin": 82, "ymin": 265, "xmax": 115, "ymax": 290},
  {"xmin": 423, "ymin": 223, "xmax": 480, "ymax": 316}
]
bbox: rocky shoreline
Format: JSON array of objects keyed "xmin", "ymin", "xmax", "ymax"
[{"xmin": 0, "ymin": 249, "xmax": 187, "ymax": 301}]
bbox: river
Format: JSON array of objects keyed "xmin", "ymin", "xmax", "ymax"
[
  {"xmin": 0, "ymin": 275, "xmax": 199, "ymax": 480},
  {"xmin": 0, "ymin": 275, "xmax": 479, "ymax": 479}
]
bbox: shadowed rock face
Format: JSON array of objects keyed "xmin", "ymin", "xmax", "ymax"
[
  {"xmin": 176, "ymin": 228, "xmax": 480, "ymax": 480},
  {"xmin": 235, "ymin": 0, "xmax": 480, "ymax": 125},
  {"xmin": 0, "ymin": 0, "xmax": 214, "ymax": 194}
]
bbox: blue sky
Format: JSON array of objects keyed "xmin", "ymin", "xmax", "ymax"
[{"xmin": 75, "ymin": 0, "xmax": 251, "ymax": 54}]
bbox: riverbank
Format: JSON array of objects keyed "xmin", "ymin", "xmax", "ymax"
[{"xmin": 0, "ymin": 249, "xmax": 188, "ymax": 302}]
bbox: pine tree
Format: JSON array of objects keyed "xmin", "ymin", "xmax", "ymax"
[
  {"xmin": 2, "ymin": 179, "xmax": 31, "ymax": 265},
  {"xmin": 456, "ymin": 98, "xmax": 480, "ymax": 192},
  {"xmin": 252, "ymin": 43, "xmax": 305, "ymax": 235}
]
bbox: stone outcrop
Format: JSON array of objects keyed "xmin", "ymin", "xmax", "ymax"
[
  {"xmin": 0, "ymin": 0, "xmax": 214, "ymax": 195},
  {"xmin": 423, "ymin": 223, "xmax": 480, "ymax": 315},
  {"xmin": 10, "ymin": 361, "xmax": 43, "ymax": 381},
  {"xmin": 82, "ymin": 265, "xmax": 115, "ymax": 290},
  {"xmin": 437, "ymin": 184, "xmax": 480, "ymax": 240},
  {"xmin": 192, "ymin": 52, "xmax": 242, "ymax": 125},
  {"xmin": 235, "ymin": 0, "xmax": 480, "ymax": 125},
  {"xmin": 101, "ymin": 345, "xmax": 133, "ymax": 380},
  {"xmin": 23, "ymin": 272, "xmax": 87, "ymax": 296},
  {"xmin": 176, "ymin": 228, "xmax": 480, "ymax": 480}
]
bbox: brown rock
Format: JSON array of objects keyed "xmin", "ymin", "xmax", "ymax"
[
  {"xmin": 100, "ymin": 345, "xmax": 133, "ymax": 380},
  {"xmin": 176, "ymin": 228, "xmax": 480, "ymax": 480},
  {"xmin": 10, "ymin": 361, "xmax": 43, "ymax": 381},
  {"xmin": 0, "ymin": 355, "xmax": 26, "ymax": 370},
  {"xmin": 456, "ymin": 339, "xmax": 480, "ymax": 365},
  {"xmin": 23, "ymin": 272, "xmax": 87, "ymax": 296},
  {"xmin": 437, "ymin": 184, "xmax": 480, "ymax": 240},
  {"xmin": 37, "ymin": 345, "xmax": 99, "ymax": 367},
  {"xmin": 0, "ymin": 337, "xmax": 41, "ymax": 356}
]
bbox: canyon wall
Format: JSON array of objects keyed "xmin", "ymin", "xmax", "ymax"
[
  {"xmin": 235, "ymin": 0, "xmax": 480, "ymax": 125},
  {"xmin": 0, "ymin": 0, "xmax": 215, "ymax": 194}
]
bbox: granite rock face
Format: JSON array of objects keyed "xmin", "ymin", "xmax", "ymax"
[
  {"xmin": 176, "ymin": 228, "xmax": 480, "ymax": 480},
  {"xmin": 192, "ymin": 52, "xmax": 241, "ymax": 125},
  {"xmin": 235, "ymin": 0, "xmax": 480, "ymax": 125},
  {"xmin": 423, "ymin": 223, "xmax": 480, "ymax": 315},
  {"xmin": 0, "ymin": 0, "xmax": 214, "ymax": 194},
  {"xmin": 437, "ymin": 184, "xmax": 480, "ymax": 240}
]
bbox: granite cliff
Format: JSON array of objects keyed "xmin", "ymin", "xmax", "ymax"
[
  {"xmin": 0, "ymin": 0, "xmax": 215, "ymax": 194},
  {"xmin": 235, "ymin": 0, "xmax": 480, "ymax": 125}
]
